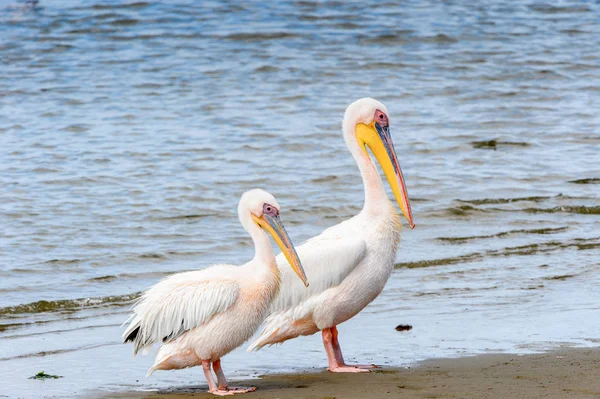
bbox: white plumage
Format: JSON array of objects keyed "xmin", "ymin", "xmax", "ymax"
[
  {"xmin": 248, "ymin": 98, "xmax": 414, "ymax": 373},
  {"xmin": 248, "ymin": 208, "xmax": 401, "ymax": 349},
  {"xmin": 123, "ymin": 189, "xmax": 308, "ymax": 395},
  {"xmin": 124, "ymin": 270, "xmax": 240, "ymax": 357}
]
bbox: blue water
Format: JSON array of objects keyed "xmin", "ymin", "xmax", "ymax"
[{"xmin": 1, "ymin": 1, "xmax": 599, "ymax": 397}]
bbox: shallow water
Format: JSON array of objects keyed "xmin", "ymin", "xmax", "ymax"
[{"xmin": 1, "ymin": 0, "xmax": 599, "ymax": 397}]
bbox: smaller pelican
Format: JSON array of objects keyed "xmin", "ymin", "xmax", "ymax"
[{"xmin": 123, "ymin": 189, "xmax": 308, "ymax": 396}]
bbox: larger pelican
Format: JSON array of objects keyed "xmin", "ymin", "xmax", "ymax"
[
  {"xmin": 249, "ymin": 98, "xmax": 414, "ymax": 372},
  {"xmin": 123, "ymin": 189, "xmax": 308, "ymax": 395}
]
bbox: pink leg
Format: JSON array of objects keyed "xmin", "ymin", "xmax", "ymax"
[
  {"xmin": 322, "ymin": 327, "xmax": 369, "ymax": 373},
  {"xmin": 322, "ymin": 326, "xmax": 377, "ymax": 372},
  {"xmin": 202, "ymin": 360, "xmax": 219, "ymax": 393},
  {"xmin": 210, "ymin": 359, "xmax": 256, "ymax": 396},
  {"xmin": 331, "ymin": 325, "xmax": 346, "ymax": 364},
  {"xmin": 332, "ymin": 326, "xmax": 377, "ymax": 369}
]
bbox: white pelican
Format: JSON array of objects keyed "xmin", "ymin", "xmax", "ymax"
[
  {"xmin": 248, "ymin": 98, "xmax": 414, "ymax": 372},
  {"xmin": 123, "ymin": 189, "xmax": 308, "ymax": 395}
]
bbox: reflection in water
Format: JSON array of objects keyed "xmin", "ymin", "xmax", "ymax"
[{"xmin": 0, "ymin": 0, "xmax": 599, "ymax": 397}]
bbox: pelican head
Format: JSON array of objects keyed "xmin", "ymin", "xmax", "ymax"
[
  {"xmin": 343, "ymin": 98, "xmax": 415, "ymax": 228},
  {"xmin": 239, "ymin": 189, "xmax": 309, "ymax": 287}
]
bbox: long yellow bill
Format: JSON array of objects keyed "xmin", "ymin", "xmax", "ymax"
[
  {"xmin": 252, "ymin": 213, "xmax": 309, "ymax": 286},
  {"xmin": 356, "ymin": 121, "xmax": 415, "ymax": 228}
]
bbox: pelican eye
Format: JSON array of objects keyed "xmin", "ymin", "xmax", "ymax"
[
  {"xmin": 374, "ymin": 109, "xmax": 389, "ymax": 127},
  {"xmin": 263, "ymin": 203, "xmax": 279, "ymax": 217}
]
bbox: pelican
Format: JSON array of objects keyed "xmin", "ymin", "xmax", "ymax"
[
  {"xmin": 248, "ymin": 98, "xmax": 414, "ymax": 372},
  {"xmin": 123, "ymin": 189, "xmax": 308, "ymax": 395}
]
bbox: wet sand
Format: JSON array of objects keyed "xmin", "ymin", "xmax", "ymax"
[{"xmin": 100, "ymin": 348, "xmax": 600, "ymax": 399}]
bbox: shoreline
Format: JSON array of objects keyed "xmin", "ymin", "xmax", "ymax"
[{"xmin": 97, "ymin": 347, "xmax": 600, "ymax": 399}]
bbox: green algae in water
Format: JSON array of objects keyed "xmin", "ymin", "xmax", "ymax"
[
  {"xmin": 438, "ymin": 226, "xmax": 568, "ymax": 243},
  {"xmin": 569, "ymin": 178, "xmax": 600, "ymax": 184},
  {"xmin": 575, "ymin": 242, "xmax": 600, "ymax": 250},
  {"xmin": 0, "ymin": 322, "xmax": 23, "ymax": 333},
  {"xmin": 458, "ymin": 196, "xmax": 551, "ymax": 205},
  {"xmin": 87, "ymin": 275, "xmax": 117, "ymax": 282},
  {"xmin": 396, "ymin": 236, "xmax": 600, "ymax": 269},
  {"xmin": 0, "ymin": 292, "xmax": 141, "ymax": 316},
  {"xmin": 544, "ymin": 274, "xmax": 576, "ymax": 281},
  {"xmin": 395, "ymin": 253, "xmax": 484, "ymax": 269},
  {"xmin": 29, "ymin": 371, "xmax": 62, "ymax": 380},
  {"xmin": 471, "ymin": 139, "xmax": 531, "ymax": 150},
  {"xmin": 524, "ymin": 206, "xmax": 600, "ymax": 215},
  {"xmin": 43, "ymin": 258, "xmax": 82, "ymax": 265},
  {"xmin": 446, "ymin": 204, "xmax": 484, "ymax": 216}
]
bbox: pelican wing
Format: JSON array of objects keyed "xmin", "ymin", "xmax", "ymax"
[
  {"xmin": 123, "ymin": 269, "xmax": 239, "ymax": 355},
  {"xmin": 271, "ymin": 233, "xmax": 367, "ymax": 312},
  {"xmin": 247, "ymin": 233, "xmax": 366, "ymax": 351}
]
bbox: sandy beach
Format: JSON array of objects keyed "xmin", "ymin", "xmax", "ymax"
[{"xmin": 98, "ymin": 348, "xmax": 600, "ymax": 399}]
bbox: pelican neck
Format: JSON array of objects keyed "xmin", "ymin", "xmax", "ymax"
[
  {"xmin": 347, "ymin": 131, "xmax": 393, "ymax": 216},
  {"xmin": 247, "ymin": 220, "xmax": 276, "ymax": 265}
]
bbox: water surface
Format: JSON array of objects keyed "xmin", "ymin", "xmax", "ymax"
[{"xmin": 1, "ymin": 0, "xmax": 599, "ymax": 397}]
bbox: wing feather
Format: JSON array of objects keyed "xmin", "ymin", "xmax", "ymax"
[
  {"xmin": 270, "ymin": 233, "xmax": 367, "ymax": 313},
  {"xmin": 247, "ymin": 232, "xmax": 366, "ymax": 351},
  {"xmin": 123, "ymin": 269, "xmax": 239, "ymax": 355}
]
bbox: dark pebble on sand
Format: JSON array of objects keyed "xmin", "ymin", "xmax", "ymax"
[{"xmin": 395, "ymin": 324, "xmax": 413, "ymax": 331}]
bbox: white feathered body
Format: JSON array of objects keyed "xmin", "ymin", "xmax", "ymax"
[
  {"xmin": 124, "ymin": 261, "xmax": 280, "ymax": 374},
  {"xmin": 249, "ymin": 201, "xmax": 401, "ymax": 350}
]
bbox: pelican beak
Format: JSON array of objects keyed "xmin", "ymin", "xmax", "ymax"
[
  {"xmin": 252, "ymin": 213, "xmax": 309, "ymax": 287},
  {"xmin": 356, "ymin": 121, "xmax": 415, "ymax": 228}
]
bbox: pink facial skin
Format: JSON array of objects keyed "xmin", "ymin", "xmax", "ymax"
[
  {"xmin": 263, "ymin": 203, "xmax": 279, "ymax": 218},
  {"xmin": 375, "ymin": 109, "xmax": 389, "ymax": 127}
]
